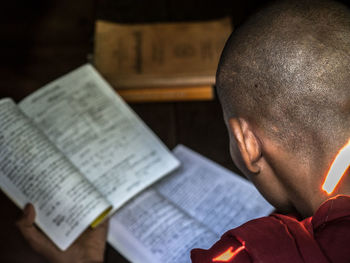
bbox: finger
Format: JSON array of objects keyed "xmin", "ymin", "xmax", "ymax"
[
  {"xmin": 16, "ymin": 203, "xmax": 36, "ymax": 227},
  {"xmin": 95, "ymin": 219, "xmax": 109, "ymax": 235},
  {"xmin": 99, "ymin": 219, "xmax": 109, "ymax": 231},
  {"xmin": 82, "ymin": 219, "xmax": 109, "ymax": 243},
  {"xmin": 16, "ymin": 203, "xmax": 41, "ymax": 243},
  {"xmin": 86, "ymin": 219, "xmax": 109, "ymax": 233},
  {"xmin": 16, "ymin": 204, "xmax": 59, "ymax": 256},
  {"xmin": 97, "ymin": 219, "xmax": 109, "ymax": 238}
]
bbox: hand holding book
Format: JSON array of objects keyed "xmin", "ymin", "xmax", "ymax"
[
  {"xmin": 0, "ymin": 64, "xmax": 179, "ymax": 250},
  {"xmin": 16, "ymin": 203, "xmax": 108, "ymax": 263}
]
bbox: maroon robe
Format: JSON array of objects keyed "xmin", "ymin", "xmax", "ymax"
[{"xmin": 191, "ymin": 195, "xmax": 350, "ymax": 263}]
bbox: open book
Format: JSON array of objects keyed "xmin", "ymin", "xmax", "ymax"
[
  {"xmin": 0, "ymin": 64, "xmax": 179, "ymax": 250},
  {"xmin": 108, "ymin": 145, "xmax": 274, "ymax": 263}
]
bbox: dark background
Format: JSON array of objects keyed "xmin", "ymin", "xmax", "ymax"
[{"xmin": 0, "ymin": 0, "xmax": 270, "ymax": 262}]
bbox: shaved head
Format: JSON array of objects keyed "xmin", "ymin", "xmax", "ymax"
[{"xmin": 217, "ymin": 0, "xmax": 350, "ymax": 156}]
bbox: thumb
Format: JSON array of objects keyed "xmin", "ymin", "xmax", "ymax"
[
  {"xmin": 16, "ymin": 204, "xmax": 59, "ymax": 257},
  {"xmin": 16, "ymin": 203, "xmax": 36, "ymax": 229}
]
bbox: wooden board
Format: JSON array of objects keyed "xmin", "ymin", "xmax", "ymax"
[
  {"xmin": 94, "ymin": 18, "xmax": 232, "ymax": 101},
  {"xmin": 117, "ymin": 85, "xmax": 214, "ymax": 102}
]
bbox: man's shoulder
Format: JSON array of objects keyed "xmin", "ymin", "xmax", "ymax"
[
  {"xmin": 191, "ymin": 215, "xmax": 303, "ymax": 263},
  {"xmin": 312, "ymin": 195, "xmax": 350, "ymax": 263},
  {"xmin": 191, "ymin": 195, "xmax": 350, "ymax": 263},
  {"xmin": 191, "ymin": 213, "xmax": 319, "ymax": 263}
]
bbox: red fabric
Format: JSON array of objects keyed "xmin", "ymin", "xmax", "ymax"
[{"xmin": 191, "ymin": 195, "xmax": 350, "ymax": 263}]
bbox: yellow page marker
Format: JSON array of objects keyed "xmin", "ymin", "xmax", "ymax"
[
  {"xmin": 322, "ymin": 139, "xmax": 350, "ymax": 194},
  {"xmin": 91, "ymin": 206, "xmax": 112, "ymax": 228}
]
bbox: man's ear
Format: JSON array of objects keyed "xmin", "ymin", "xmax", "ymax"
[{"xmin": 229, "ymin": 118, "xmax": 262, "ymax": 174}]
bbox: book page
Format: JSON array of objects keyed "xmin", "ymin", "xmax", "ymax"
[
  {"xmin": 19, "ymin": 64, "xmax": 180, "ymax": 211},
  {"xmin": 0, "ymin": 99, "xmax": 111, "ymax": 250},
  {"xmin": 156, "ymin": 145, "xmax": 274, "ymax": 235},
  {"xmin": 107, "ymin": 145, "xmax": 274, "ymax": 262},
  {"xmin": 108, "ymin": 189, "xmax": 219, "ymax": 263}
]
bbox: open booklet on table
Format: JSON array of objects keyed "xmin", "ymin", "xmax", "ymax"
[
  {"xmin": 108, "ymin": 145, "xmax": 274, "ymax": 263},
  {"xmin": 0, "ymin": 64, "xmax": 180, "ymax": 250}
]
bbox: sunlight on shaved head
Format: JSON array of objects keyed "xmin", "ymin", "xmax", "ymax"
[{"xmin": 217, "ymin": 0, "xmax": 350, "ymax": 155}]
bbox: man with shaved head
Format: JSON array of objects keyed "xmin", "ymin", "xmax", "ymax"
[
  {"xmin": 191, "ymin": 0, "xmax": 350, "ymax": 262},
  {"xmin": 16, "ymin": 0, "xmax": 350, "ymax": 262},
  {"xmin": 217, "ymin": 0, "xmax": 350, "ymax": 217}
]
